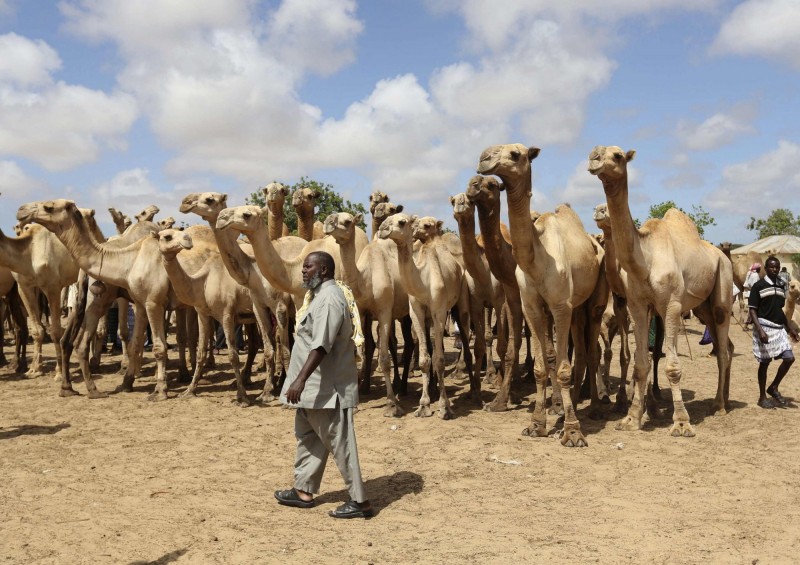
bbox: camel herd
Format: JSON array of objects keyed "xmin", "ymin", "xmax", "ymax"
[{"xmin": 2, "ymin": 143, "xmax": 799, "ymax": 448}]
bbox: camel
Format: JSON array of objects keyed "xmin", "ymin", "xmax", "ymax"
[
  {"xmin": 292, "ymin": 186, "xmax": 324, "ymax": 241},
  {"xmin": 262, "ymin": 183, "xmax": 291, "ymax": 240},
  {"xmin": 0, "ymin": 266, "xmax": 28, "ymax": 372},
  {"xmin": 372, "ymin": 202, "xmax": 405, "ymax": 240},
  {"xmin": 179, "ymin": 192, "xmax": 307, "ymax": 400},
  {"xmin": 588, "ymin": 145, "xmax": 733, "ymax": 436},
  {"xmin": 156, "ymin": 228, "xmax": 256, "ymax": 404},
  {"xmin": 157, "ymin": 217, "xmax": 176, "ymax": 230},
  {"xmin": 215, "ymin": 205, "xmax": 369, "ymax": 306},
  {"xmin": 135, "ymin": 205, "xmax": 159, "ymax": 223},
  {"xmin": 477, "ymin": 144, "xmax": 608, "ymax": 447},
  {"xmin": 108, "ymin": 208, "xmax": 132, "ymax": 234},
  {"xmin": 323, "ymin": 211, "xmax": 414, "ymax": 416},
  {"xmin": 0, "ymin": 223, "xmax": 79, "ymax": 377},
  {"xmin": 722, "ymin": 243, "xmax": 764, "ymax": 320},
  {"xmin": 17, "ymin": 199, "xmax": 219, "ymax": 401},
  {"xmin": 449, "ymin": 193, "xmax": 505, "ymax": 400},
  {"xmin": 785, "ymin": 279, "xmax": 800, "ymax": 333},
  {"xmin": 377, "ymin": 213, "xmax": 477, "ymax": 419},
  {"xmin": 368, "ymin": 191, "xmax": 391, "ymax": 238},
  {"xmin": 465, "ymin": 175, "xmax": 540, "ymax": 412}
]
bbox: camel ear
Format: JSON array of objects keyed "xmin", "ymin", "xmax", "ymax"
[
  {"xmin": 220, "ymin": 194, "xmax": 228, "ymax": 205},
  {"xmin": 151, "ymin": 232, "xmax": 159, "ymax": 239},
  {"xmin": 448, "ymin": 195, "xmax": 455, "ymax": 206},
  {"xmin": 436, "ymin": 220, "xmax": 444, "ymax": 233},
  {"xmin": 396, "ymin": 204, "xmax": 404, "ymax": 213},
  {"xmin": 354, "ymin": 212, "xmax": 363, "ymax": 224},
  {"xmin": 313, "ymin": 190, "xmax": 322, "ymax": 199},
  {"xmin": 88, "ymin": 209, "xmax": 95, "ymax": 218},
  {"xmin": 528, "ymin": 147, "xmax": 541, "ymax": 161},
  {"xmin": 625, "ymin": 150, "xmax": 636, "ymax": 162},
  {"xmin": 410, "ymin": 215, "xmax": 418, "ymax": 223}
]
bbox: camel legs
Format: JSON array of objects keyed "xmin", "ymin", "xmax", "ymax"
[
  {"xmin": 611, "ymin": 296, "xmax": 632, "ymax": 413},
  {"xmin": 521, "ymin": 296, "xmax": 553, "ymax": 438},
  {"xmin": 695, "ymin": 299, "xmax": 733, "ymax": 414},
  {"xmin": 70, "ymin": 286, "xmax": 117, "ymax": 398},
  {"xmin": 116, "ymin": 301, "xmax": 148, "ymax": 393},
  {"xmin": 452, "ymin": 288, "xmax": 477, "ymax": 406},
  {"xmin": 377, "ymin": 315, "xmax": 403, "ymax": 417},
  {"xmin": 391, "ymin": 316, "xmax": 415, "ymax": 396},
  {"xmin": 180, "ymin": 312, "xmax": 211, "ymax": 398},
  {"xmin": 483, "ymin": 305, "xmax": 498, "ymax": 385},
  {"xmin": 485, "ymin": 291, "xmax": 522, "ymax": 412},
  {"xmin": 253, "ymin": 304, "xmax": 279, "ymax": 403},
  {"xmin": 661, "ymin": 301, "xmax": 694, "ymax": 437},
  {"xmin": 16, "ymin": 284, "xmax": 47, "ymax": 377},
  {"xmin": 221, "ymin": 312, "xmax": 250, "ymax": 406},
  {"xmin": 617, "ymin": 301, "xmax": 652, "ymax": 431},
  {"xmin": 408, "ymin": 302, "xmax": 444, "ymax": 418},
  {"xmin": 145, "ymin": 301, "xmax": 170, "ymax": 401}
]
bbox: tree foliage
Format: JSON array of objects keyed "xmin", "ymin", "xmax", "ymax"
[
  {"xmin": 646, "ymin": 200, "xmax": 716, "ymax": 237},
  {"xmin": 247, "ymin": 177, "xmax": 367, "ymax": 233},
  {"xmin": 746, "ymin": 208, "xmax": 800, "ymax": 239}
]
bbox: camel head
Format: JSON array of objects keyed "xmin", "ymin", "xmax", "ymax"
[
  {"xmin": 108, "ymin": 207, "xmax": 130, "ymax": 233},
  {"xmin": 593, "ymin": 232, "xmax": 605, "ymax": 247},
  {"xmin": 180, "ymin": 192, "xmax": 228, "ymax": 219},
  {"xmin": 291, "ymin": 186, "xmax": 321, "ymax": 210},
  {"xmin": 788, "ymin": 279, "xmax": 800, "ymax": 303},
  {"xmin": 377, "ymin": 212, "xmax": 417, "ymax": 245},
  {"xmin": 412, "ymin": 216, "xmax": 444, "ymax": 242},
  {"xmin": 158, "ymin": 217, "xmax": 176, "ymax": 230},
  {"xmin": 449, "ymin": 193, "xmax": 475, "ymax": 223},
  {"xmin": 372, "ymin": 201, "xmax": 404, "ymax": 225},
  {"xmin": 476, "ymin": 144, "xmax": 540, "ymax": 185},
  {"xmin": 368, "ymin": 190, "xmax": 390, "ymax": 214},
  {"xmin": 216, "ymin": 205, "xmax": 264, "ymax": 234},
  {"xmin": 323, "ymin": 212, "xmax": 363, "ymax": 243},
  {"xmin": 587, "ymin": 145, "xmax": 635, "ymax": 182},
  {"xmin": 17, "ymin": 199, "xmax": 82, "ymax": 235},
  {"xmin": 466, "ymin": 175, "xmax": 504, "ymax": 212},
  {"xmin": 135, "ymin": 204, "xmax": 160, "ymax": 223},
  {"xmin": 262, "ymin": 183, "xmax": 289, "ymax": 208},
  {"xmin": 593, "ymin": 203, "xmax": 611, "ymax": 231},
  {"xmin": 156, "ymin": 228, "xmax": 193, "ymax": 259}
]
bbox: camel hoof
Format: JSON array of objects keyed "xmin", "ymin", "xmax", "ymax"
[
  {"xmin": 438, "ymin": 408, "xmax": 453, "ymax": 420},
  {"xmin": 560, "ymin": 424, "xmax": 587, "ymax": 447},
  {"xmin": 59, "ymin": 387, "xmax": 79, "ymax": 398},
  {"xmin": 383, "ymin": 405, "xmax": 404, "ymax": 418},
  {"xmin": 26, "ymin": 369, "xmax": 44, "ymax": 378},
  {"xmin": 669, "ymin": 422, "xmax": 695, "ymax": 437},
  {"xmin": 521, "ymin": 423, "xmax": 547, "ymax": 437},
  {"xmin": 414, "ymin": 406, "xmax": 433, "ymax": 418},
  {"xmin": 547, "ymin": 405, "xmax": 565, "ymax": 416},
  {"xmin": 179, "ymin": 389, "xmax": 197, "ymax": 399},
  {"xmin": 615, "ymin": 415, "xmax": 641, "ymax": 431},
  {"xmin": 483, "ymin": 398, "xmax": 509, "ymax": 413},
  {"xmin": 87, "ymin": 390, "xmax": 108, "ymax": 399},
  {"xmin": 255, "ymin": 392, "xmax": 276, "ymax": 403},
  {"xmin": 147, "ymin": 391, "xmax": 169, "ymax": 402},
  {"xmin": 709, "ymin": 402, "xmax": 728, "ymax": 416},
  {"xmin": 232, "ymin": 397, "xmax": 253, "ymax": 408}
]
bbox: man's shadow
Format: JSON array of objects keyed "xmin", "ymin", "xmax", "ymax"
[{"xmin": 314, "ymin": 471, "xmax": 424, "ymax": 517}]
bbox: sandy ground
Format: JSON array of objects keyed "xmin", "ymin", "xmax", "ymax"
[{"xmin": 2, "ymin": 314, "xmax": 800, "ymax": 564}]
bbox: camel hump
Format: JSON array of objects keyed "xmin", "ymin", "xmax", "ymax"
[{"xmin": 662, "ymin": 208, "xmax": 702, "ymax": 240}]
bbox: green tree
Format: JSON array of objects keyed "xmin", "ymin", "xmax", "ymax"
[
  {"xmin": 247, "ymin": 177, "xmax": 367, "ymax": 233},
  {"xmin": 647, "ymin": 200, "xmax": 716, "ymax": 237},
  {"xmin": 746, "ymin": 208, "xmax": 800, "ymax": 239}
]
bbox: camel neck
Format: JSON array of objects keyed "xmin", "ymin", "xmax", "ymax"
[
  {"xmin": 394, "ymin": 238, "xmax": 427, "ymax": 298},
  {"xmin": 498, "ymin": 171, "xmax": 538, "ymax": 270},
  {"xmin": 455, "ymin": 214, "xmax": 491, "ymax": 290},
  {"xmin": 203, "ymin": 213, "xmax": 251, "ymax": 286},
  {"xmin": 335, "ymin": 232, "xmax": 367, "ymax": 302},
  {"xmin": 0, "ymin": 229, "xmax": 34, "ymax": 274},
  {"xmin": 600, "ymin": 226, "xmax": 626, "ymax": 296},
  {"xmin": 161, "ymin": 255, "xmax": 202, "ymax": 306},
  {"xmin": 267, "ymin": 204, "xmax": 284, "ymax": 241},
  {"xmin": 245, "ymin": 225, "xmax": 303, "ymax": 297},
  {"xmin": 296, "ymin": 208, "xmax": 314, "ymax": 241},
  {"xmin": 601, "ymin": 176, "xmax": 642, "ymax": 276},
  {"xmin": 474, "ymin": 202, "xmax": 519, "ymax": 286}
]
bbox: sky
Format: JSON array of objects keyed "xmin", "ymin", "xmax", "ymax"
[{"xmin": 0, "ymin": 0, "xmax": 799, "ymax": 244}]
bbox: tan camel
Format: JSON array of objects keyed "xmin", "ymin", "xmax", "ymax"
[
  {"xmin": 17, "ymin": 199, "xmax": 218, "ymax": 401},
  {"xmin": 179, "ymin": 192, "xmax": 307, "ymax": 401},
  {"xmin": 215, "ymin": 205, "xmax": 369, "ymax": 306},
  {"xmin": 785, "ymin": 279, "xmax": 800, "ymax": 333},
  {"xmin": 157, "ymin": 217, "xmax": 176, "ymax": 230},
  {"xmin": 377, "ymin": 213, "xmax": 477, "ymax": 419},
  {"xmin": 108, "ymin": 208, "xmax": 132, "ymax": 234},
  {"xmin": 261, "ymin": 183, "xmax": 291, "ymax": 240},
  {"xmin": 323, "ymin": 211, "xmax": 413, "ymax": 416},
  {"xmin": 449, "ymin": 193, "xmax": 505, "ymax": 399},
  {"xmin": 368, "ymin": 191, "xmax": 390, "ymax": 238},
  {"xmin": 588, "ymin": 145, "xmax": 733, "ymax": 436},
  {"xmin": 0, "ymin": 223, "xmax": 79, "ymax": 378},
  {"xmin": 372, "ymin": 202, "xmax": 405, "ymax": 240},
  {"xmin": 465, "ymin": 175, "xmax": 539, "ymax": 412},
  {"xmin": 592, "ymin": 203, "xmax": 633, "ymax": 411},
  {"xmin": 477, "ymin": 144, "xmax": 608, "ymax": 447},
  {"xmin": 292, "ymin": 186, "xmax": 324, "ymax": 241},
  {"xmin": 135, "ymin": 205, "xmax": 159, "ymax": 223},
  {"xmin": 0, "ymin": 266, "xmax": 28, "ymax": 372},
  {"xmin": 156, "ymin": 229, "xmax": 256, "ymax": 405}
]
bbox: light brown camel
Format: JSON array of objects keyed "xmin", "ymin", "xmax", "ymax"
[
  {"xmin": 180, "ymin": 192, "xmax": 307, "ymax": 401},
  {"xmin": 323, "ymin": 211, "xmax": 414, "ymax": 416},
  {"xmin": 588, "ymin": 145, "xmax": 733, "ymax": 436},
  {"xmin": 292, "ymin": 186, "xmax": 324, "ymax": 241},
  {"xmin": 135, "ymin": 205, "xmax": 159, "ymax": 223},
  {"xmin": 592, "ymin": 203, "xmax": 633, "ymax": 411},
  {"xmin": 368, "ymin": 190, "xmax": 390, "ymax": 238},
  {"xmin": 449, "ymin": 193, "xmax": 505, "ymax": 400},
  {"xmin": 725, "ymin": 245, "xmax": 764, "ymax": 319},
  {"xmin": 785, "ymin": 279, "xmax": 800, "ymax": 333},
  {"xmin": 0, "ymin": 266, "xmax": 28, "ymax": 372},
  {"xmin": 17, "ymin": 199, "xmax": 218, "ymax": 401},
  {"xmin": 372, "ymin": 201, "xmax": 405, "ymax": 240},
  {"xmin": 477, "ymin": 144, "xmax": 608, "ymax": 447},
  {"xmin": 156, "ymin": 229, "xmax": 256, "ymax": 405},
  {"xmin": 0, "ymin": 223, "xmax": 79, "ymax": 377},
  {"xmin": 157, "ymin": 217, "xmax": 176, "ymax": 230},
  {"xmin": 261, "ymin": 182, "xmax": 291, "ymax": 240},
  {"xmin": 215, "ymin": 205, "xmax": 369, "ymax": 306},
  {"xmin": 377, "ymin": 213, "xmax": 477, "ymax": 419},
  {"xmin": 465, "ymin": 175, "xmax": 538, "ymax": 412},
  {"xmin": 108, "ymin": 208, "xmax": 132, "ymax": 234}
]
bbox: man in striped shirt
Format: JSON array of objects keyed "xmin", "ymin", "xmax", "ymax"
[{"xmin": 748, "ymin": 256, "xmax": 800, "ymax": 408}]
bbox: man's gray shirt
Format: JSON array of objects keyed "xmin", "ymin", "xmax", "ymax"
[{"xmin": 280, "ymin": 279, "xmax": 359, "ymax": 409}]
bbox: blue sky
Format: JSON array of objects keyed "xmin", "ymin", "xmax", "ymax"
[{"xmin": 0, "ymin": 0, "xmax": 798, "ymax": 244}]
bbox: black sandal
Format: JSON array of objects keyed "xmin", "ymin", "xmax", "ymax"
[
  {"xmin": 274, "ymin": 488, "xmax": 314, "ymax": 508},
  {"xmin": 328, "ymin": 500, "xmax": 373, "ymax": 519},
  {"xmin": 758, "ymin": 398, "xmax": 777, "ymax": 409},
  {"xmin": 767, "ymin": 387, "xmax": 788, "ymax": 406}
]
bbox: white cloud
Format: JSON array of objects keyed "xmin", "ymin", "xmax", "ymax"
[
  {"xmin": 707, "ymin": 140, "xmax": 800, "ymax": 212},
  {"xmin": 711, "ymin": 0, "xmax": 800, "ymax": 69},
  {"xmin": 560, "ymin": 161, "xmax": 642, "ymax": 207},
  {"xmin": 0, "ymin": 160, "xmax": 44, "ymax": 199},
  {"xmin": 676, "ymin": 112, "xmax": 755, "ymax": 151},
  {"xmin": 0, "ymin": 33, "xmax": 61, "ymax": 87}
]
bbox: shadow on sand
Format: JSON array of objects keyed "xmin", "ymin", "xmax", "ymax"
[
  {"xmin": 0, "ymin": 422, "xmax": 70, "ymax": 440},
  {"xmin": 313, "ymin": 471, "xmax": 424, "ymax": 517}
]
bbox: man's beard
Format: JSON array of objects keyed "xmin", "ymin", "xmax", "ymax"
[{"xmin": 302, "ymin": 274, "xmax": 322, "ymax": 290}]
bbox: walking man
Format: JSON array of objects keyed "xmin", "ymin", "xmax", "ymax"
[
  {"xmin": 274, "ymin": 251, "xmax": 373, "ymax": 518},
  {"xmin": 749, "ymin": 256, "xmax": 799, "ymax": 408}
]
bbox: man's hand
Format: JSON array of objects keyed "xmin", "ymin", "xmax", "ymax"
[
  {"xmin": 285, "ymin": 379, "xmax": 306, "ymax": 404},
  {"xmin": 759, "ymin": 330, "xmax": 769, "ymax": 344}
]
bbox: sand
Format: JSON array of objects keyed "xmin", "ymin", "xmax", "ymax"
[{"xmin": 1, "ymin": 314, "xmax": 799, "ymax": 564}]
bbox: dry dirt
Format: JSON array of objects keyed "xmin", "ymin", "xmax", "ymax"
[{"xmin": 2, "ymin": 314, "xmax": 799, "ymax": 564}]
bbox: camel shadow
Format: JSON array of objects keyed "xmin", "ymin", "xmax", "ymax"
[
  {"xmin": 0, "ymin": 422, "xmax": 70, "ymax": 440},
  {"xmin": 313, "ymin": 471, "xmax": 424, "ymax": 516},
  {"xmin": 128, "ymin": 548, "xmax": 188, "ymax": 565}
]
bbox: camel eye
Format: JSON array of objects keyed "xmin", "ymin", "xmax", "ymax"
[
  {"xmin": 398, "ymin": 219, "xmax": 406, "ymax": 227},
  {"xmin": 510, "ymin": 150, "xmax": 520, "ymax": 160},
  {"xmin": 243, "ymin": 213, "xmax": 251, "ymax": 220},
  {"xmin": 614, "ymin": 152, "xmax": 623, "ymax": 160},
  {"xmin": 205, "ymin": 197, "xmax": 214, "ymax": 204},
  {"xmin": 344, "ymin": 219, "xmax": 351, "ymax": 227}
]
